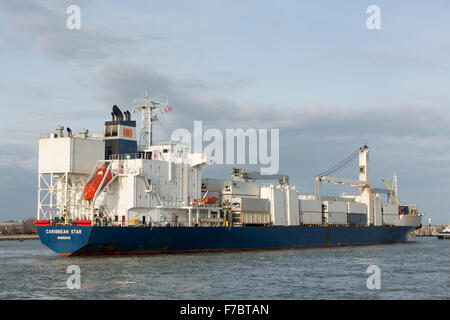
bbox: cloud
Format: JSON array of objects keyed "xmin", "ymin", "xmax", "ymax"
[
  {"xmin": 82, "ymin": 61, "xmax": 249, "ymax": 130},
  {"xmin": 87, "ymin": 60, "xmax": 450, "ymax": 138},
  {"xmin": 0, "ymin": 139, "xmax": 37, "ymax": 171},
  {"xmin": 87, "ymin": 61, "xmax": 450, "ymax": 175},
  {"xmin": 0, "ymin": 0, "xmax": 145, "ymax": 64},
  {"xmin": 335, "ymin": 46, "xmax": 450, "ymax": 71}
]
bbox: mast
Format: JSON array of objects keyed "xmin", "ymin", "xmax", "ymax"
[
  {"xmin": 133, "ymin": 89, "xmax": 170, "ymax": 150},
  {"xmin": 358, "ymin": 145, "xmax": 371, "ymax": 226},
  {"xmin": 392, "ymin": 170, "xmax": 398, "ymax": 203}
]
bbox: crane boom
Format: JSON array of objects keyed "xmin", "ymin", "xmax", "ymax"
[
  {"xmin": 231, "ymin": 168, "xmax": 289, "ymax": 185},
  {"xmin": 316, "ymin": 176, "xmax": 367, "ymax": 187},
  {"xmin": 382, "ymin": 178, "xmax": 400, "ymax": 205},
  {"xmin": 382, "ymin": 179, "xmax": 391, "ymax": 191}
]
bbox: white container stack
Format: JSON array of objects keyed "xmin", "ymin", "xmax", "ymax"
[
  {"xmin": 260, "ymin": 185, "xmax": 286, "ymax": 226},
  {"xmin": 322, "ymin": 201, "xmax": 348, "ymax": 225},
  {"xmin": 201, "ymin": 178, "xmax": 223, "ymax": 194},
  {"xmin": 298, "ymin": 199, "xmax": 322, "ymax": 224},
  {"xmin": 222, "ymin": 180, "xmax": 260, "ymax": 208},
  {"xmin": 372, "ymin": 195, "xmax": 383, "ymax": 226},
  {"xmin": 382, "ymin": 203, "xmax": 399, "ymax": 225},
  {"xmin": 348, "ymin": 202, "xmax": 367, "ymax": 214},
  {"xmin": 222, "ymin": 180, "xmax": 260, "ymax": 197},
  {"xmin": 347, "ymin": 202, "xmax": 367, "ymax": 225},
  {"xmin": 285, "ymin": 187, "xmax": 299, "ymax": 226},
  {"xmin": 231, "ymin": 197, "xmax": 269, "ymax": 212}
]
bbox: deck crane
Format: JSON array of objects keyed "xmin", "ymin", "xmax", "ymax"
[
  {"xmin": 314, "ymin": 146, "xmax": 392, "ymax": 226},
  {"xmin": 314, "ymin": 145, "xmax": 390, "ymax": 198},
  {"xmin": 313, "ymin": 145, "xmax": 397, "ymax": 225},
  {"xmin": 382, "ymin": 171, "xmax": 399, "ymax": 205},
  {"xmin": 314, "ymin": 145, "xmax": 371, "ymax": 200},
  {"xmin": 230, "ymin": 168, "xmax": 289, "ymax": 185}
]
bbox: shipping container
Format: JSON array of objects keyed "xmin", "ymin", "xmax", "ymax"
[
  {"xmin": 201, "ymin": 178, "xmax": 224, "ymax": 194},
  {"xmin": 299, "ymin": 199, "xmax": 321, "ymax": 213},
  {"xmin": 298, "ymin": 195, "xmax": 317, "ymax": 200},
  {"xmin": 261, "ymin": 185, "xmax": 287, "ymax": 226},
  {"xmin": 382, "ymin": 203, "xmax": 398, "ymax": 215},
  {"xmin": 231, "ymin": 196, "xmax": 269, "ymax": 212},
  {"xmin": 370, "ymin": 195, "xmax": 383, "ymax": 226},
  {"xmin": 347, "ymin": 213, "xmax": 367, "ymax": 225},
  {"xmin": 222, "ymin": 180, "xmax": 260, "ymax": 197},
  {"xmin": 299, "ymin": 199, "xmax": 322, "ymax": 224},
  {"xmin": 347, "ymin": 202, "xmax": 367, "ymax": 214},
  {"xmin": 286, "ymin": 187, "xmax": 299, "ymax": 226},
  {"xmin": 327, "ymin": 212, "xmax": 347, "ymax": 225},
  {"xmin": 299, "ymin": 211, "xmax": 323, "ymax": 224},
  {"xmin": 322, "ymin": 201, "xmax": 347, "ymax": 213},
  {"xmin": 382, "ymin": 214, "xmax": 398, "ymax": 225}
]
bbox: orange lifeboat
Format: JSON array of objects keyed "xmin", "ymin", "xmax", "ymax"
[
  {"xmin": 199, "ymin": 196, "xmax": 218, "ymax": 204},
  {"xmin": 83, "ymin": 166, "xmax": 113, "ymax": 201}
]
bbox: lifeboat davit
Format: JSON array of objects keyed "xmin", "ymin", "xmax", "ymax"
[{"xmin": 83, "ymin": 166, "xmax": 113, "ymax": 201}]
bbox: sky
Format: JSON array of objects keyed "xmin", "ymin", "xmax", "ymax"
[{"xmin": 0, "ymin": 0, "xmax": 449, "ymax": 224}]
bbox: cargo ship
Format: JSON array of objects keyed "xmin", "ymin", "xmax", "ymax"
[{"xmin": 35, "ymin": 90, "xmax": 423, "ymax": 256}]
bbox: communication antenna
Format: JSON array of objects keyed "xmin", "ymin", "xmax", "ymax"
[{"xmin": 133, "ymin": 89, "xmax": 172, "ymax": 149}]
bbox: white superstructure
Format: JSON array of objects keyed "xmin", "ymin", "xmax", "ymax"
[{"xmin": 37, "ymin": 129, "xmax": 104, "ymax": 221}]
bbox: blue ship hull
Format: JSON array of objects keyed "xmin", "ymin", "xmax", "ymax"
[{"xmin": 36, "ymin": 225, "xmax": 417, "ymax": 257}]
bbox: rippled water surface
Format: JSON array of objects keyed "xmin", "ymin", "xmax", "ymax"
[{"xmin": 0, "ymin": 237, "xmax": 448, "ymax": 299}]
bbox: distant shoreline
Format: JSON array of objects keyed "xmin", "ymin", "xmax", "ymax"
[{"xmin": 0, "ymin": 234, "xmax": 39, "ymax": 241}]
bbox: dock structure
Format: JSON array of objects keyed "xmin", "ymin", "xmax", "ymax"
[
  {"xmin": 0, "ymin": 234, "xmax": 39, "ymax": 241},
  {"xmin": 409, "ymin": 225, "xmax": 445, "ymax": 237},
  {"xmin": 0, "ymin": 219, "xmax": 37, "ymax": 236}
]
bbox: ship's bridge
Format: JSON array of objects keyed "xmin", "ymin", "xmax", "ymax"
[{"xmin": 136, "ymin": 141, "xmax": 209, "ymax": 166}]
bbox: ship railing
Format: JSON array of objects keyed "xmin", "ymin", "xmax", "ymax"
[
  {"xmin": 128, "ymin": 220, "xmax": 217, "ymax": 227},
  {"xmin": 39, "ymin": 132, "xmax": 103, "ymax": 140},
  {"xmin": 160, "ymin": 200, "xmax": 182, "ymax": 208},
  {"xmin": 107, "ymin": 153, "xmax": 146, "ymax": 160},
  {"xmin": 88, "ymin": 218, "xmax": 223, "ymax": 228},
  {"xmin": 48, "ymin": 217, "xmax": 223, "ymax": 227},
  {"xmin": 189, "ymin": 202, "xmax": 221, "ymax": 208},
  {"xmin": 149, "ymin": 139, "xmax": 171, "ymax": 146}
]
